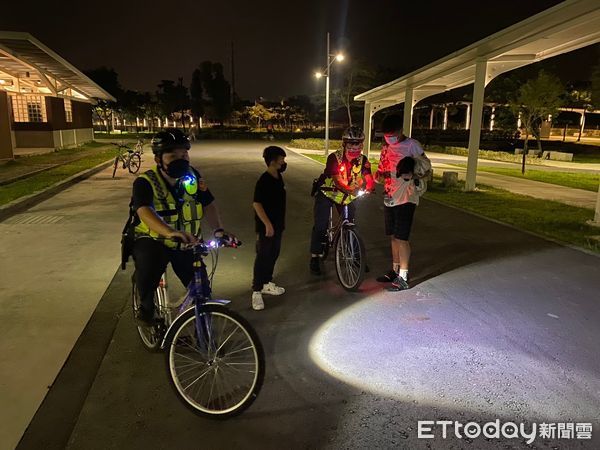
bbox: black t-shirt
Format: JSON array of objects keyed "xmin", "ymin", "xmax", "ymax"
[
  {"xmin": 253, "ymin": 171, "xmax": 286, "ymax": 233},
  {"xmin": 131, "ymin": 167, "xmax": 215, "ymax": 212}
]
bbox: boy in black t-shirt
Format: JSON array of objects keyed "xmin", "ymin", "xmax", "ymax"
[{"xmin": 251, "ymin": 146, "xmax": 287, "ymax": 310}]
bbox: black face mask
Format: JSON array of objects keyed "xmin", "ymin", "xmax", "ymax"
[
  {"xmin": 164, "ymin": 159, "xmax": 190, "ymax": 178},
  {"xmin": 278, "ymin": 162, "xmax": 287, "ymax": 173}
]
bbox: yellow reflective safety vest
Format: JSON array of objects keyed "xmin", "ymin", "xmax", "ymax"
[
  {"xmin": 320, "ymin": 150, "xmax": 365, "ymax": 205},
  {"xmin": 134, "ymin": 166, "xmax": 203, "ymax": 248}
]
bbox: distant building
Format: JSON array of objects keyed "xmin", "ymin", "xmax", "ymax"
[{"xmin": 0, "ymin": 31, "xmax": 115, "ymax": 159}]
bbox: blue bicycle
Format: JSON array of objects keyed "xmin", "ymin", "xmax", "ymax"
[{"xmin": 132, "ymin": 236, "xmax": 265, "ymax": 418}]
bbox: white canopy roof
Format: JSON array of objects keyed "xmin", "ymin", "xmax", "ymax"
[
  {"xmin": 0, "ymin": 31, "xmax": 115, "ymax": 102},
  {"xmin": 355, "ymin": 0, "xmax": 600, "ymax": 106}
]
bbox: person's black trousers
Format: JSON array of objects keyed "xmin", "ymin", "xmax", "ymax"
[
  {"xmin": 133, "ymin": 237, "xmax": 194, "ymax": 314},
  {"xmin": 252, "ymin": 231, "xmax": 283, "ymax": 292},
  {"xmin": 310, "ymin": 192, "xmax": 355, "ymax": 255}
]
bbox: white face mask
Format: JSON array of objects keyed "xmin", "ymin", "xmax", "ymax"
[{"xmin": 385, "ymin": 135, "xmax": 400, "ymax": 145}]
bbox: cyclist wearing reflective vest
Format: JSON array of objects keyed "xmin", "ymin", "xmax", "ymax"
[
  {"xmin": 309, "ymin": 126, "xmax": 374, "ymax": 275},
  {"xmin": 131, "ymin": 128, "xmax": 233, "ymax": 326}
]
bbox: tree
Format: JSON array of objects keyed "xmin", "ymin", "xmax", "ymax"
[
  {"xmin": 336, "ymin": 62, "xmax": 376, "ymax": 126},
  {"xmin": 84, "ymin": 67, "xmax": 122, "ymax": 132},
  {"xmin": 119, "ymin": 90, "xmax": 150, "ymax": 131},
  {"xmin": 190, "ymin": 68, "xmax": 204, "ymax": 127},
  {"xmin": 247, "ymin": 103, "xmax": 273, "ymax": 128},
  {"xmin": 143, "ymin": 95, "xmax": 161, "ymax": 131},
  {"xmin": 211, "ymin": 64, "xmax": 232, "ymax": 125},
  {"xmin": 157, "ymin": 78, "xmax": 190, "ymax": 130},
  {"xmin": 196, "ymin": 62, "xmax": 232, "ymax": 125},
  {"xmin": 286, "ymin": 95, "xmax": 316, "ymax": 122},
  {"xmin": 510, "ymin": 71, "xmax": 564, "ymax": 173}
]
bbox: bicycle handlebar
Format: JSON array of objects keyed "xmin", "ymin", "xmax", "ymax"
[
  {"xmin": 171, "ymin": 234, "xmax": 242, "ymax": 253},
  {"xmin": 111, "ymin": 142, "xmax": 139, "ymax": 152},
  {"xmin": 355, "ymin": 189, "xmax": 371, "ymax": 197}
]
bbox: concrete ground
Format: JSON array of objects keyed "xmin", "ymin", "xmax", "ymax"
[
  {"xmin": 0, "ymin": 155, "xmax": 153, "ymax": 449},
  {"xmin": 3, "ymin": 141, "xmax": 600, "ymax": 449}
]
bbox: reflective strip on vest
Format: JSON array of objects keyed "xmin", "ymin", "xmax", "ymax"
[
  {"xmin": 320, "ymin": 154, "xmax": 364, "ymax": 205},
  {"xmin": 134, "ymin": 167, "xmax": 204, "ymax": 247}
]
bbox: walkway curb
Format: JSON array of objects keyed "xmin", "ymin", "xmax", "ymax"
[{"xmin": 0, "ymin": 159, "xmax": 114, "ymax": 222}]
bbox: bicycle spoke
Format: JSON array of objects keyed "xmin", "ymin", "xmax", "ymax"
[
  {"xmin": 220, "ymin": 344, "xmax": 254, "ymax": 358},
  {"xmin": 206, "ymin": 368, "xmax": 218, "ymax": 407},
  {"xmin": 178, "ymin": 363, "xmax": 211, "ymax": 385},
  {"xmin": 214, "ymin": 328, "xmax": 241, "ymax": 356},
  {"xmin": 175, "ymin": 334, "xmax": 210, "ymax": 359},
  {"xmin": 173, "ymin": 357, "xmax": 206, "ymax": 369},
  {"xmin": 173, "ymin": 352, "xmax": 208, "ymax": 369},
  {"xmin": 182, "ymin": 365, "xmax": 213, "ymax": 392},
  {"xmin": 193, "ymin": 366, "xmax": 213, "ymax": 402}
]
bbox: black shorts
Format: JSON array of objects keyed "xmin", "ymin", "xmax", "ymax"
[{"xmin": 384, "ymin": 203, "xmax": 416, "ymax": 240}]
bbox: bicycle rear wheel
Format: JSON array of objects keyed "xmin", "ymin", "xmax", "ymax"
[
  {"xmin": 112, "ymin": 156, "xmax": 119, "ymax": 178},
  {"xmin": 334, "ymin": 225, "xmax": 366, "ymax": 291},
  {"xmin": 128, "ymin": 153, "xmax": 141, "ymax": 174},
  {"xmin": 132, "ymin": 277, "xmax": 163, "ymax": 352},
  {"xmin": 165, "ymin": 305, "xmax": 264, "ymax": 418}
]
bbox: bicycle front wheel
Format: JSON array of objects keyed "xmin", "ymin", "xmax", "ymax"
[
  {"xmin": 128, "ymin": 153, "xmax": 141, "ymax": 174},
  {"xmin": 334, "ymin": 225, "xmax": 366, "ymax": 291},
  {"xmin": 112, "ymin": 156, "xmax": 119, "ymax": 178},
  {"xmin": 165, "ymin": 305, "xmax": 264, "ymax": 418}
]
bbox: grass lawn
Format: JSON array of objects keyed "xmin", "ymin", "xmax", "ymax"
[
  {"xmin": 449, "ymin": 164, "xmax": 600, "ymax": 192},
  {"xmin": 300, "ymin": 152, "xmax": 599, "ymax": 253},
  {"xmin": 573, "ymin": 153, "xmax": 600, "ymax": 164},
  {"xmin": 0, "ymin": 143, "xmax": 116, "ymax": 206},
  {"xmin": 290, "ymin": 138, "xmax": 383, "ymax": 151},
  {"xmin": 425, "ymin": 179, "xmax": 599, "ymax": 253},
  {"xmin": 424, "ymin": 144, "xmax": 600, "ymax": 167}
]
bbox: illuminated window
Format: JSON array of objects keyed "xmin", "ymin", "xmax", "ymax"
[
  {"xmin": 10, "ymin": 95, "xmax": 47, "ymax": 122},
  {"xmin": 64, "ymin": 98, "xmax": 73, "ymax": 122}
]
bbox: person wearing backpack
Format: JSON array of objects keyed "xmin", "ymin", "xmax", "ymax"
[
  {"xmin": 374, "ymin": 114, "xmax": 431, "ymax": 291},
  {"xmin": 129, "ymin": 128, "xmax": 236, "ymax": 326}
]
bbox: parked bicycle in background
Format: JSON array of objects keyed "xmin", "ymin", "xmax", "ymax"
[{"xmin": 111, "ymin": 142, "xmax": 142, "ymax": 178}]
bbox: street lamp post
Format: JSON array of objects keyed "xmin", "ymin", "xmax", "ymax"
[{"xmin": 315, "ymin": 32, "xmax": 344, "ymax": 156}]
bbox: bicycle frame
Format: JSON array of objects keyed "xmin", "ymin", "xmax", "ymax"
[
  {"xmin": 159, "ymin": 242, "xmax": 231, "ymax": 350},
  {"xmin": 326, "ymin": 203, "xmax": 352, "ymax": 251}
]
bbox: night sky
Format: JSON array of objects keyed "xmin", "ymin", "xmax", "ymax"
[{"xmin": 2, "ymin": 0, "xmax": 596, "ymax": 100}]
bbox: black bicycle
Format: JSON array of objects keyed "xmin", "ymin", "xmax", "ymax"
[
  {"xmin": 320, "ymin": 190, "xmax": 369, "ymax": 291},
  {"xmin": 111, "ymin": 142, "xmax": 141, "ymax": 178},
  {"xmin": 132, "ymin": 236, "xmax": 265, "ymax": 418}
]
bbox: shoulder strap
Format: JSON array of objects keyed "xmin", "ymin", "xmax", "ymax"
[{"xmin": 143, "ymin": 169, "xmax": 170, "ymax": 211}]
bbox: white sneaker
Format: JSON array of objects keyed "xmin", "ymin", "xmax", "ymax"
[
  {"xmin": 252, "ymin": 291, "xmax": 264, "ymax": 310},
  {"xmin": 261, "ymin": 282, "xmax": 285, "ymax": 296}
]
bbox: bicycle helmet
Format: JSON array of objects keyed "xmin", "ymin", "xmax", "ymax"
[
  {"xmin": 151, "ymin": 128, "xmax": 191, "ymax": 155},
  {"xmin": 342, "ymin": 126, "xmax": 365, "ymax": 143}
]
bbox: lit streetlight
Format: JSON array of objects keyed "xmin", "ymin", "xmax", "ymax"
[{"xmin": 314, "ymin": 32, "xmax": 345, "ymax": 156}]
